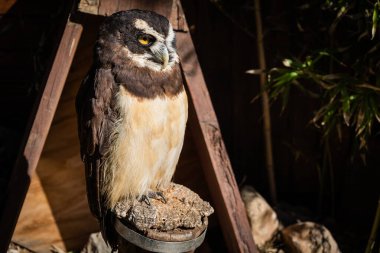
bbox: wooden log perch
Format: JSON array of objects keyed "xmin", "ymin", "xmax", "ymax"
[{"xmin": 114, "ymin": 183, "xmax": 213, "ymax": 252}]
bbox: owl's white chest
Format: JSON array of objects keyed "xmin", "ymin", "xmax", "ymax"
[{"xmin": 103, "ymin": 86, "xmax": 188, "ymax": 208}]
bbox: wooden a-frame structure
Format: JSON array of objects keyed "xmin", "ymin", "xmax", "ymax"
[{"xmin": 0, "ymin": 1, "xmax": 257, "ymax": 252}]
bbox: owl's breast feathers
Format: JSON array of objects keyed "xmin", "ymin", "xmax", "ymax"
[
  {"xmin": 76, "ymin": 60, "xmax": 186, "ymax": 219},
  {"xmin": 103, "ymin": 85, "xmax": 188, "ymax": 208}
]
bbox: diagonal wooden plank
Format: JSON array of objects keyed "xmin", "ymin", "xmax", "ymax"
[
  {"xmin": 0, "ymin": 20, "xmax": 83, "ymax": 252},
  {"xmin": 175, "ymin": 2, "xmax": 258, "ymax": 252}
]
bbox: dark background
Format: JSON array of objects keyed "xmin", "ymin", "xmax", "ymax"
[{"xmin": 182, "ymin": 0, "xmax": 380, "ymax": 251}]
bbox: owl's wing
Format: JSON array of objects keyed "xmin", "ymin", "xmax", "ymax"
[{"xmin": 76, "ymin": 66, "xmax": 116, "ymax": 220}]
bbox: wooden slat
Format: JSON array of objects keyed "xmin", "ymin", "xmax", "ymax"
[
  {"xmin": 11, "ymin": 16, "xmax": 104, "ymax": 252},
  {"xmin": 0, "ymin": 0, "xmax": 16, "ymax": 15},
  {"xmin": 175, "ymin": 2, "xmax": 258, "ymax": 253},
  {"xmin": 0, "ymin": 20, "xmax": 83, "ymax": 252},
  {"xmin": 169, "ymin": 1, "xmax": 186, "ymax": 32},
  {"xmin": 77, "ymin": 0, "xmax": 186, "ymax": 31},
  {"xmin": 98, "ymin": 0, "xmax": 119, "ymax": 16},
  {"xmin": 79, "ymin": 0, "xmax": 174, "ymax": 18},
  {"xmin": 78, "ymin": 0, "xmax": 99, "ymax": 15}
]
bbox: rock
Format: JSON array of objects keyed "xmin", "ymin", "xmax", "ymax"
[
  {"xmin": 282, "ymin": 222, "xmax": 340, "ymax": 253},
  {"xmin": 7, "ymin": 242, "xmax": 33, "ymax": 253},
  {"xmin": 81, "ymin": 232, "xmax": 113, "ymax": 253},
  {"xmin": 114, "ymin": 183, "xmax": 214, "ymax": 234},
  {"xmin": 241, "ymin": 185, "xmax": 280, "ymax": 248},
  {"xmin": 50, "ymin": 245, "xmax": 67, "ymax": 253}
]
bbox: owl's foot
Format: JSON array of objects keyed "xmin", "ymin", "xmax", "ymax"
[
  {"xmin": 154, "ymin": 191, "xmax": 167, "ymax": 204},
  {"xmin": 139, "ymin": 191, "xmax": 167, "ymax": 205}
]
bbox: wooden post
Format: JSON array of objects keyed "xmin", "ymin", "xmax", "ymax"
[
  {"xmin": 253, "ymin": 0, "xmax": 277, "ymax": 204},
  {"xmin": 174, "ymin": 2, "xmax": 258, "ymax": 252}
]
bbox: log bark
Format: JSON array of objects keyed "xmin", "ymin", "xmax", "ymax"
[
  {"xmin": 115, "ymin": 183, "xmax": 212, "ymax": 253},
  {"xmin": 115, "ymin": 183, "xmax": 212, "ymax": 241}
]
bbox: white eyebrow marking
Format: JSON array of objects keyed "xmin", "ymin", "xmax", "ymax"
[
  {"xmin": 134, "ymin": 19, "xmax": 164, "ymax": 41},
  {"xmin": 166, "ymin": 24, "xmax": 179, "ymax": 64}
]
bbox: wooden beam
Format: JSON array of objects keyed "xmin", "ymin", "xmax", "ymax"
[
  {"xmin": 175, "ymin": 2, "xmax": 258, "ymax": 253},
  {"xmin": 0, "ymin": 20, "xmax": 83, "ymax": 252},
  {"xmin": 77, "ymin": 0, "xmax": 186, "ymax": 31},
  {"xmin": 78, "ymin": 0, "xmax": 99, "ymax": 15},
  {"xmin": 78, "ymin": 0, "xmax": 174, "ymax": 18}
]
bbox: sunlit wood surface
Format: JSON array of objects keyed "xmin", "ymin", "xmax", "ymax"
[
  {"xmin": 11, "ymin": 16, "xmax": 100, "ymax": 252},
  {"xmin": 0, "ymin": 0, "xmax": 16, "ymax": 15}
]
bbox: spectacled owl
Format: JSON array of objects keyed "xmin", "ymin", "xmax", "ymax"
[{"xmin": 76, "ymin": 10, "xmax": 188, "ymax": 247}]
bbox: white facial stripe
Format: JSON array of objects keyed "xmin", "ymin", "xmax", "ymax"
[
  {"xmin": 134, "ymin": 19, "xmax": 164, "ymax": 42},
  {"xmin": 166, "ymin": 24, "xmax": 179, "ymax": 63},
  {"xmin": 122, "ymin": 47, "xmax": 174, "ymax": 72},
  {"xmin": 166, "ymin": 24, "xmax": 175, "ymax": 47}
]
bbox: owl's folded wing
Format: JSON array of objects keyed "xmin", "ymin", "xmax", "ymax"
[{"xmin": 75, "ymin": 66, "xmax": 117, "ymax": 219}]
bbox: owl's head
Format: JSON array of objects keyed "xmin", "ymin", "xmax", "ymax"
[{"xmin": 96, "ymin": 10, "xmax": 178, "ymax": 72}]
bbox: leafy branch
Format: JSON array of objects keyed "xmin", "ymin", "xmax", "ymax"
[
  {"xmin": 267, "ymin": 51, "xmax": 380, "ymax": 150},
  {"xmin": 264, "ymin": 0, "xmax": 380, "ymax": 152}
]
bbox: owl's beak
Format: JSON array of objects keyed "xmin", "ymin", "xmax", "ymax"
[
  {"xmin": 152, "ymin": 43, "xmax": 169, "ymax": 69},
  {"xmin": 161, "ymin": 48, "xmax": 169, "ymax": 69}
]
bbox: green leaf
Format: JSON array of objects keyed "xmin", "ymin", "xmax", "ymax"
[{"xmin": 372, "ymin": 2, "xmax": 379, "ymax": 39}]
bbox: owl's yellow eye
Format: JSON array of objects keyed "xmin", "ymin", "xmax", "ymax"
[
  {"xmin": 138, "ymin": 34, "xmax": 155, "ymax": 46},
  {"xmin": 139, "ymin": 37, "xmax": 149, "ymax": 45}
]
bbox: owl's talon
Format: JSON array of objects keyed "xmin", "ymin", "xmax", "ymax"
[
  {"xmin": 148, "ymin": 191, "xmax": 167, "ymax": 204},
  {"xmin": 155, "ymin": 191, "xmax": 167, "ymax": 204},
  {"xmin": 139, "ymin": 191, "xmax": 167, "ymax": 205},
  {"xmin": 139, "ymin": 194, "xmax": 151, "ymax": 205}
]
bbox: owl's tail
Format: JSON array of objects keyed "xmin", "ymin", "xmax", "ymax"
[{"xmin": 100, "ymin": 209, "xmax": 118, "ymax": 251}]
